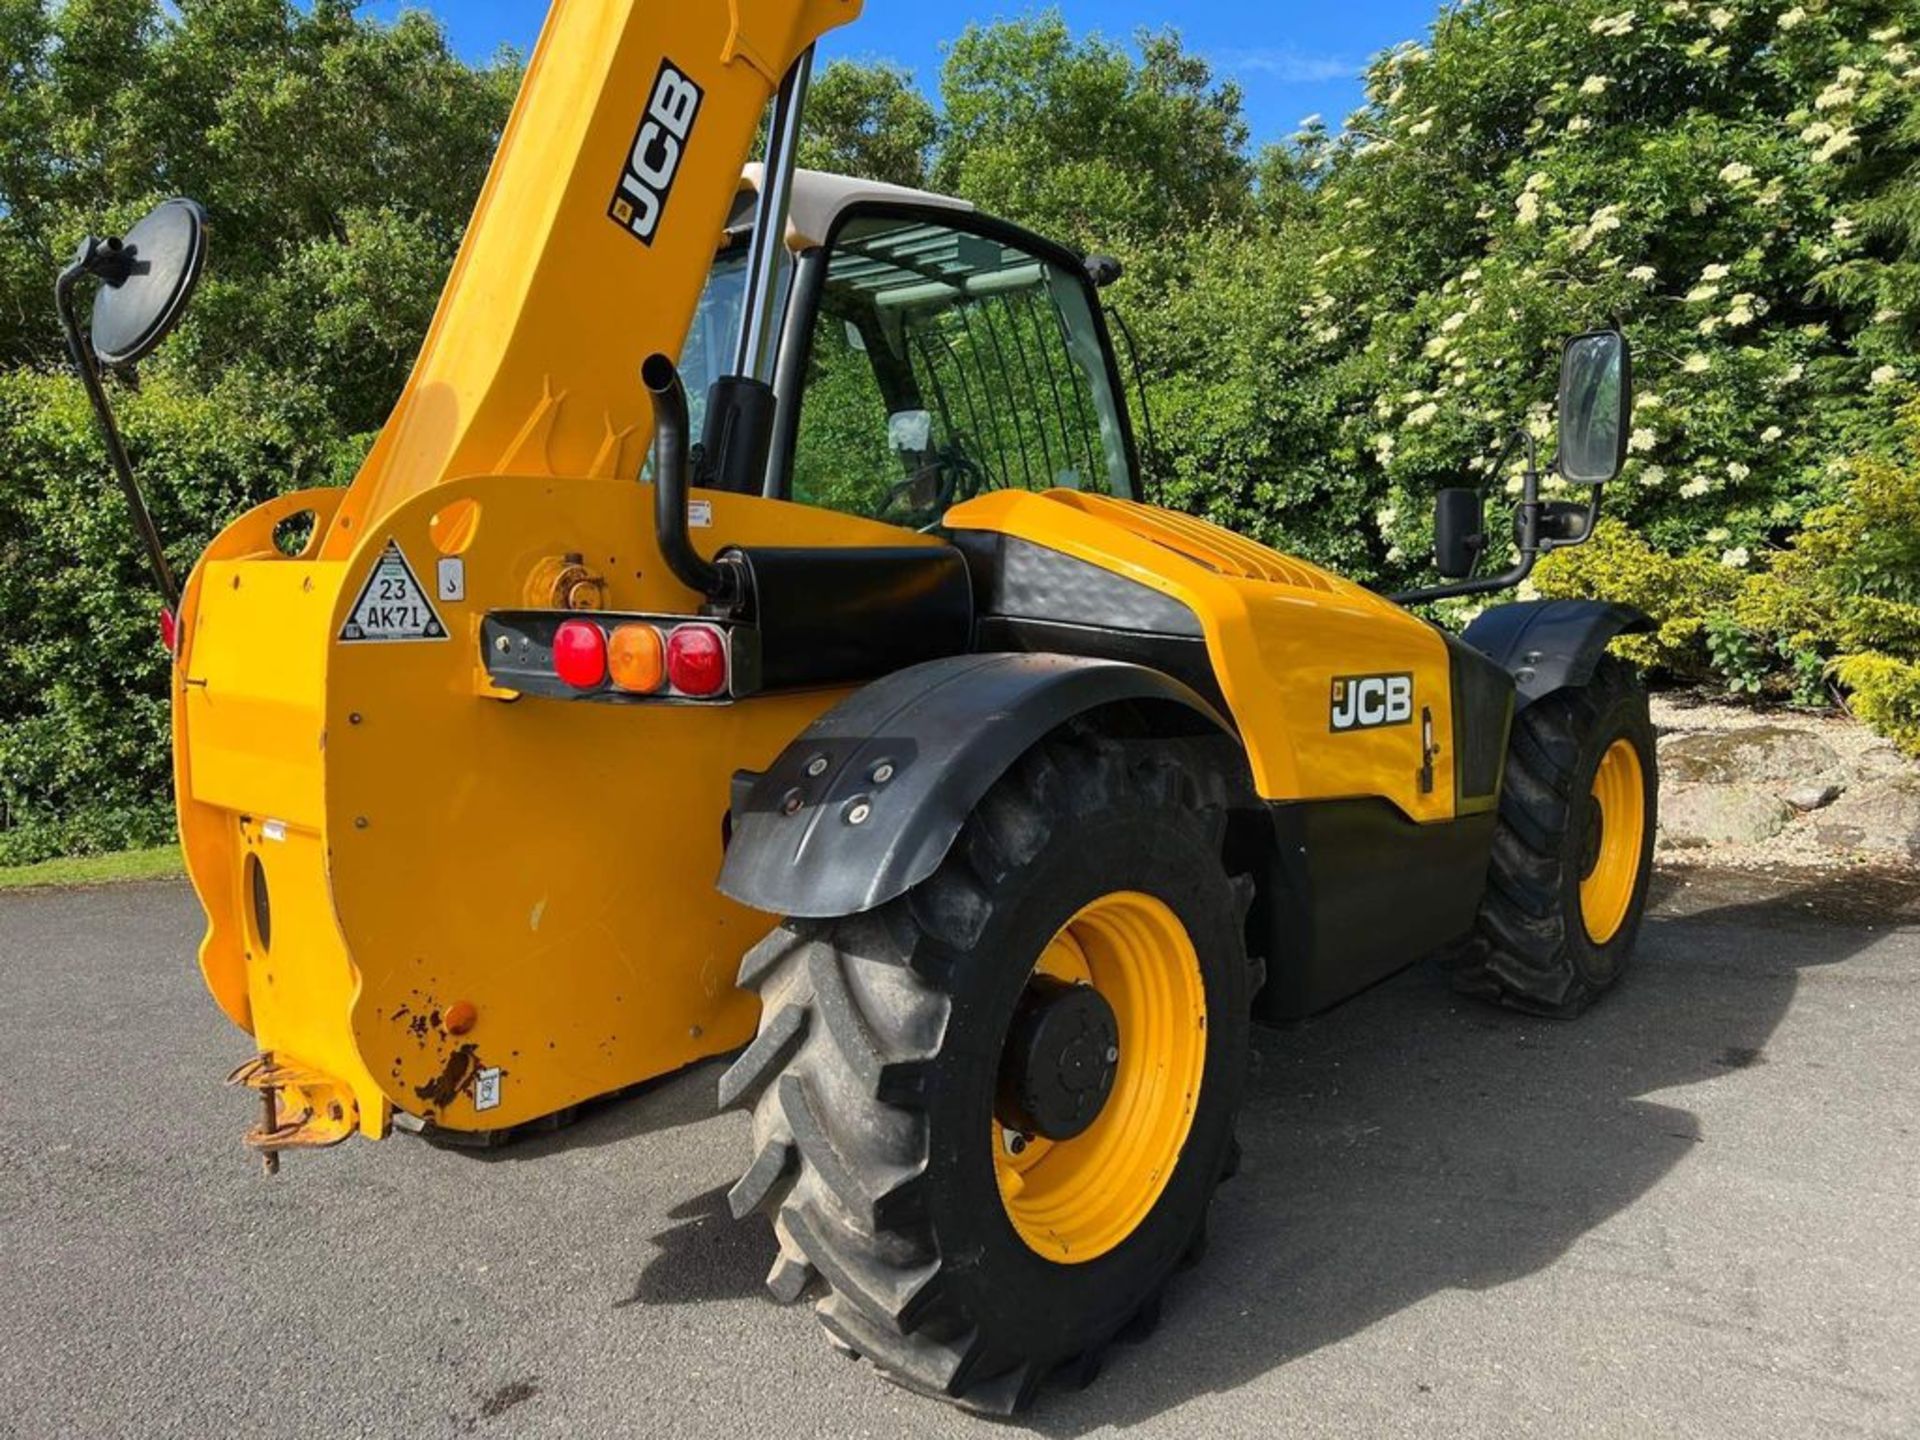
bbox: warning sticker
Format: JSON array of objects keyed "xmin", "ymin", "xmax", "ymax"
[{"xmin": 339, "ymin": 540, "xmax": 448, "ymax": 644}]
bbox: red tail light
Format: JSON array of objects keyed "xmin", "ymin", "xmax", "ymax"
[
  {"xmin": 552, "ymin": 620, "xmax": 607, "ymax": 690},
  {"xmin": 666, "ymin": 625, "xmax": 728, "ymax": 697},
  {"xmin": 159, "ymin": 606, "xmax": 178, "ymax": 655}
]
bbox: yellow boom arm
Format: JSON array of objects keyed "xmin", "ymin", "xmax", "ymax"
[{"xmin": 323, "ymin": 0, "xmax": 859, "ymax": 555}]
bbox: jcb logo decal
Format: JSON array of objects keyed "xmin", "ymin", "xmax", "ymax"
[
  {"xmin": 610, "ymin": 59, "xmax": 703, "ymax": 246},
  {"xmin": 1330, "ymin": 673, "xmax": 1414, "ymax": 732}
]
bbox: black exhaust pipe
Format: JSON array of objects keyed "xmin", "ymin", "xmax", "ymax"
[{"xmin": 641, "ymin": 353, "xmax": 724, "ymax": 600}]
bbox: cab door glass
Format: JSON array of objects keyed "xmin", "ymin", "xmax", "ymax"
[{"xmin": 790, "ymin": 214, "xmax": 1134, "ymax": 527}]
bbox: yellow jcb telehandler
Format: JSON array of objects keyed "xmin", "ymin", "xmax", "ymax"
[{"xmin": 57, "ymin": 0, "xmax": 1657, "ymax": 1413}]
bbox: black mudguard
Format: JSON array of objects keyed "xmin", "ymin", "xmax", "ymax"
[
  {"xmin": 718, "ymin": 653, "xmax": 1232, "ymax": 920},
  {"xmin": 1461, "ymin": 600, "xmax": 1651, "ymax": 710}
]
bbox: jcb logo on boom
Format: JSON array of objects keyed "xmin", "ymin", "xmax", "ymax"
[
  {"xmin": 610, "ymin": 59, "xmax": 703, "ymax": 246},
  {"xmin": 1330, "ymin": 673, "xmax": 1414, "ymax": 732}
]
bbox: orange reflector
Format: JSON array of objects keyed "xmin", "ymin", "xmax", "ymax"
[
  {"xmin": 609, "ymin": 624, "xmax": 666, "ymax": 694},
  {"xmin": 444, "ymin": 1001, "xmax": 478, "ymax": 1036}
]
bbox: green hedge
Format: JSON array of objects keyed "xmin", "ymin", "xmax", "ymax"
[{"xmin": 6, "ymin": 1, "xmax": 1920, "ymax": 861}]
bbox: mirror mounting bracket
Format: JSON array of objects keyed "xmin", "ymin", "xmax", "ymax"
[
  {"xmin": 1390, "ymin": 429, "xmax": 1606, "ymax": 607},
  {"xmin": 55, "ymin": 242, "xmax": 181, "ymax": 611}
]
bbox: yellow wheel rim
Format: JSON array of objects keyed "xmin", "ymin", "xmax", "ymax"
[
  {"xmin": 994, "ymin": 891, "xmax": 1207, "ymax": 1264},
  {"xmin": 1580, "ymin": 737, "xmax": 1646, "ymax": 945}
]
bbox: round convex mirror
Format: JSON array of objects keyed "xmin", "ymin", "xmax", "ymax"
[{"xmin": 90, "ymin": 198, "xmax": 208, "ymax": 368}]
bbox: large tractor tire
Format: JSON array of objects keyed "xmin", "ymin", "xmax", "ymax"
[
  {"xmin": 719, "ymin": 732, "xmax": 1254, "ymax": 1414},
  {"xmin": 1455, "ymin": 655, "xmax": 1657, "ymax": 1016}
]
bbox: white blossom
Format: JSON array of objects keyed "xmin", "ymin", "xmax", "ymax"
[
  {"xmin": 1721, "ymin": 546, "xmax": 1751, "ymax": 569},
  {"xmin": 1629, "ymin": 427, "xmax": 1658, "ymax": 452},
  {"xmin": 1684, "ymin": 353, "xmax": 1712, "ymax": 373},
  {"xmin": 1516, "ymin": 190, "xmax": 1541, "ymax": 225},
  {"xmin": 1591, "ymin": 10, "xmax": 1637, "ymax": 36},
  {"xmin": 1406, "ymin": 402, "xmax": 1441, "ymax": 426},
  {"xmin": 1718, "ymin": 160, "xmax": 1755, "ymax": 186},
  {"xmin": 1629, "ymin": 264, "xmax": 1658, "ymax": 283},
  {"xmin": 1761, "ymin": 425, "xmax": 1784, "ymax": 443},
  {"xmin": 1687, "ymin": 283, "xmax": 1722, "ymax": 303},
  {"xmin": 1700, "ymin": 262, "xmax": 1732, "ymax": 282},
  {"xmin": 1706, "ymin": 527, "xmax": 1731, "ymax": 543},
  {"xmin": 1778, "ymin": 5, "xmax": 1806, "ymax": 28},
  {"xmin": 1641, "ymin": 464, "xmax": 1667, "ymax": 488},
  {"xmin": 1871, "ymin": 364, "xmax": 1901, "ymax": 387},
  {"xmin": 1579, "ymin": 75, "xmax": 1612, "ymax": 96},
  {"xmin": 1814, "ymin": 128, "xmax": 1858, "ymax": 163},
  {"xmin": 1707, "ymin": 6, "xmax": 1734, "ymax": 28},
  {"xmin": 1815, "ymin": 83, "xmax": 1858, "ymax": 111},
  {"xmin": 1680, "ymin": 475, "xmax": 1714, "ymax": 498},
  {"xmin": 1727, "ymin": 461, "xmax": 1751, "ymax": 481}
]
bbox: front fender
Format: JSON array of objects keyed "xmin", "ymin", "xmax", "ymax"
[
  {"xmin": 1461, "ymin": 599, "xmax": 1652, "ymax": 710},
  {"xmin": 718, "ymin": 653, "xmax": 1232, "ymax": 919}
]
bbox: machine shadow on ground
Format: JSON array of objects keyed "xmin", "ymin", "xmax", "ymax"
[{"xmin": 447, "ymin": 866, "xmax": 1905, "ymax": 1429}]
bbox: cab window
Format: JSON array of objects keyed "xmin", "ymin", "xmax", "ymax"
[{"xmin": 788, "ymin": 214, "xmax": 1134, "ymax": 528}]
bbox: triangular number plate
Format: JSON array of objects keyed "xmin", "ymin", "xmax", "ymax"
[{"xmin": 339, "ymin": 540, "xmax": 448, "ymax": 644}]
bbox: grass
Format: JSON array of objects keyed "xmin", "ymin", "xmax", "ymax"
[{"xmin": 0, "ymin": 845, "xmax": 185, "ymax": 891}]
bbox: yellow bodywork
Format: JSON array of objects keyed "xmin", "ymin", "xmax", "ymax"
[
  {"xmin": 946, "ymin": 490, "xmax": 1458, "ymax": 821},
  {"xmin": 172, "ymin": 0, "xmax": 1463, "ymax": 1148}
]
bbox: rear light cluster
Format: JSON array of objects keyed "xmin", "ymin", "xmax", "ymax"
[{"xmin": 552, "ymin": 619, "xmax": 731, "ymax": 699}]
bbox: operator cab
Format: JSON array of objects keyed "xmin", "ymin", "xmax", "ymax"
[{"xmin": 678, "ymin": 169, "xmax": 1141, "ymax": 529}]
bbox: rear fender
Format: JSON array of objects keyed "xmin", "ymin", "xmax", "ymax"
[
  {"xmin": 1460, "ymin": 600, "xmax": 1651, "ymax": 710},
  {"xmin": 718, "ymin": 653, "xmax": 1234, "ymax": 919}
]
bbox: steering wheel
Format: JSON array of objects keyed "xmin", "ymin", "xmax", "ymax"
[{"xmin": 877, "ymin": 444, "xmax": 991, "ymax": 527}]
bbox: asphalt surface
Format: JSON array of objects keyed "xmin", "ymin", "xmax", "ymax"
[{"xmin": 3, "ymin": 866, "xmax": 1917, "ymax": 1439}]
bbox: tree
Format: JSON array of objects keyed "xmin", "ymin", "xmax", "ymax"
[
  {"xmin": 935, "ymin": 14, "xmax": 1253, "ymax": 251},
  {"xmin": 800, "ymin": 59, "xmax": 939, "ymax": 189}
]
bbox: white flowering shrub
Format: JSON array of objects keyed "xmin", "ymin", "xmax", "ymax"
[{"xmin": 1134, "ymin": 0, "xmax": 1919, "ymax": 593}]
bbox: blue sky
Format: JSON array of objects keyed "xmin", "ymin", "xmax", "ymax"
[{"xmin": 361, "ymin": 2, "xmax": 1441, "ymax": 144}]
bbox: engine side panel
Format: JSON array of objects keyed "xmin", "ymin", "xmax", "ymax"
[{"xmin": 944, "ymin": 490, "xmax": 1462, "ymax": 822}]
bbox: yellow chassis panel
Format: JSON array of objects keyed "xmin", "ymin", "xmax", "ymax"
[
  {"xmin": 177, "ymin": 480, "xmax": 928, "ymax": 1136},
  {"xmin": 946, "ymin": 490, "xmax": 1461, "ymax": 822}
]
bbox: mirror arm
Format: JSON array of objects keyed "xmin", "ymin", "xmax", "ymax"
[
  {"xmin": 56, "ymin": 248, "xmax": 181, "ymax": 612},
  {"xmin": 1391, "ymin": 430, "xmax": 1547, "ymax": 606}
]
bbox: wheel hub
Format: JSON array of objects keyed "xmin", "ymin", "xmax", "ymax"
[{"xmin": 996, "ymin": 977, "xmax": 1119, "ymax": 1142}]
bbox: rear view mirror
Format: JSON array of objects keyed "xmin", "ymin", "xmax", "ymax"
[
  {"xmin": 1556, "ymin": 329, "xmax": 1631, "ymax": 484},
  {"xmin": 1433, "ymin": 487, "xmax": 1485, "ymax": 579},
  {"xmin": 87, "ymin": 198, "xmax": 208, "ymax": 368}
]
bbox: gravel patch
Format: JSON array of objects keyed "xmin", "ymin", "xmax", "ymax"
[{"xmin": 1650, "ymin": 691, "xmax": 1917, "ymax": 872}]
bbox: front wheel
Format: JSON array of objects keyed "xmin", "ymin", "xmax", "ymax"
[
  {"xmin": 718, "ymin": 733, "xmax": 1253, "ymax": 1414},
  {"xmin": 1455, "ymin": 655, "xmax": 1658, "ymax": 1016}
]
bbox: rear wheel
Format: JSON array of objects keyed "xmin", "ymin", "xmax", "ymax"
[
  {"xmin": 719, "ymin": 733, "xmax": 1253, "ymax": 1414},
  {"xmin": 1454, "ymin": 656, "xmax": 1657, "ymax": 1016}
]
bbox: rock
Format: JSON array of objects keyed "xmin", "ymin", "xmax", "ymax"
[
  {"xmin": 1782, "ymin": 782, "xmax": 1844, "ymax": 813},
  {"xmin": 1814, "ymin": 775, "xmax": 1920, "ymax": 862},
  {"xmin": 1851, "ymin": 741, "xmax": 1912, "ymax": 780},
  {"xmin": 1659, "ymin": 783, "xmax": 1795, "ymax": 849},
  {"xmin": 1659, "ymin": 726, "xmax": 1843, "ymax": 785}
]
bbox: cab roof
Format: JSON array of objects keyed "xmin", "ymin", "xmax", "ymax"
[{"xmin": 735, "ymin": 165, "xmax": 976, "ymax": 251}]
